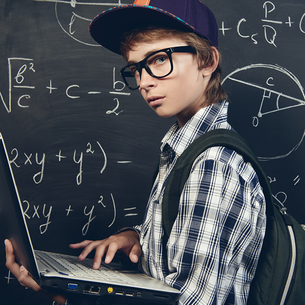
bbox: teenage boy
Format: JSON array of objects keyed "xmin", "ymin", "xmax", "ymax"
[{"xmin": 5, "ymin": 1, "xmax": 266, "ymax": 304}]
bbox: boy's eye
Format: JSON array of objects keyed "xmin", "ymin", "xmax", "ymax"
[
  {"xmin": 147, "ymin": 53, "xmax": 168, "ymax": 66},
  {"xmin": 155, "ymin": 56, "xmax": 167, "ymax": 65}
]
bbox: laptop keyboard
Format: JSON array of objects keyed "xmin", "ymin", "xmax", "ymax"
[{"xmin": 36, "ymin": 251, "xmax": 136, "ymax": 285}]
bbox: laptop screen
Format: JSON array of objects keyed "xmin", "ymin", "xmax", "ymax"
[{"xmin": 0, "ymin": 133, "xmax": 40, "ymax": 281}]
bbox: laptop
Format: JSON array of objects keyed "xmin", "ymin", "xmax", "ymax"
[{"xmin": 0, "ymin": 132, "xmax": 180, "ymax": 303}]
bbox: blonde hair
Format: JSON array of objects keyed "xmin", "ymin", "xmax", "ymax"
[{"xmin": 121, "ymin": 27, "xmax": 227, "ymax": 106}]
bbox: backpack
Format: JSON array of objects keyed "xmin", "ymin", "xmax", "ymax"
[{"xmin": 160, "ymin": 129, "xmax": 305, "ymax": 305}]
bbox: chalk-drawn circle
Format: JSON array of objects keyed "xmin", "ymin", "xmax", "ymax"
[{"xmin": 222, "ymin": 64, "xmax": 305, "ymax": 160}]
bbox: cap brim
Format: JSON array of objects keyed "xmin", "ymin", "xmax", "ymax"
[{"xmin": 89, "ymin": 5, "xmax": 199, "ymax": 55}]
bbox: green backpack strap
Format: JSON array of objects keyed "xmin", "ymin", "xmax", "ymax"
[{"xmin": 162, "ymin": 128, "xmax": 274, "ymax": 242}]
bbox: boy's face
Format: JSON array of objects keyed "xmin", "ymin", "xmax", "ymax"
[{"xmin": 126, "ymin": 37, "xmax": 212, "ymax": 128}]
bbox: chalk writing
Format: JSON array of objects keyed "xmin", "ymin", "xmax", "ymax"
[
  {"xmin": 0, "ymin": 57, "xmax": 133, "ymax": 116},
  {"xmin": 0, "ymin": 50, "xmax": 137, "ymax": 120},
  {"xmin": 268, "ymin": 176, "xmax": 277, "ymax": 184},
  {"xmin": 5, "ymin": 271, "xmax": 14, "ymax": 284},
  {"xmin": 124, "ymin": 206, "xmax": 138, "ymax": 217},
  {"xmin": 219, "ymin": 1, "xmax": 305, "ymax": 47},
  {"xmin": 96, "ymin": 141, "xmax": 107, "ymax": 174},
  {"xmin": 49, "ymin": 0, "xmax": 127, "ymax": 46},
  {"xmin": 300, "ymin": 13, "xmax": 305, "ymax": 33},
  {"xmin": 35, "ymin": 0, "xmax": 124, "ymax": 4},
  {"xmin": 21, "ymin": 191, "xmax": 126, "ymax": 235},
  {"xmin": 56, "ymin": 150, "xmax": 67, "ymax": 162},
  {"xmin": 73, "ymin": 150, "xmax": 83, "ymax": 185},
  {"xmin": 9, "ymin": 148, "xmax": 20, "ymax": 168},
  {"xmin": 66, "ymin": 205, "xmax": 73, "ymax": 216},
  {"xmin": 10, "ymin": 141, "xmax": 107, "ymax": 184},
  {"xmin": 32, "ymin": 205, "xmax": 40, "ymax": 219},
  {"xmin": 273, "ymin": 191, "xmax": 288, "ymax": 209},
  {"xmin": 22, "ymin": 201, "xmax": 53, "ymax": 234},
  {"xmin": 97, "ymin": 193, "xmax": 117, "ymax": 228},
  {"xmin": 98, "ymin": 195, "xmax": 106, "ymax": 208},
  {"xmin": 222, "ymin": 63, "xmax": 305, "ymax": 160},
  {"xmin": 82, "ymin": 205, "xmax": 96, "ymax": 236},
  {"xmin": 106, "ymin": 67, "xmax": 131, "ymax": 116},
  {"xmin": 24, "ymin": 153, "xmax": 33, "ymax": 165},
  {"xmin": 108, "ymin": 193, "xmax": 116, "ymax": 227},
  {"xmin": 23, "ymin": 200, "xmax": 31, "ymax": 219},
  {"xmin": 86, "ymin": 143, "xmax": 94, "ymax": 154},
  {"xmin": 66, "ymin": 84, "xmax": 80, "ymax": 99},
  {"xmin": 0, "ymin": 58, "xmax": 35, "ymax": 113},
  {"xmin": 40, "ymin": 205, "xmax": 53, "ymax": 234},
  {"xmin": 293, "ymin": 175, "xmax": 301, "ymax": 186},
  {"xmin": 33, "ymin": 153, "xmax": 46, "ymax": 184},
  {"xmin": 106, "ymin": 98, "xmax": 123, "ymax": 116}
]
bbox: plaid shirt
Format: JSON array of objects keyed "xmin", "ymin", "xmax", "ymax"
[{"xmin": 135, "ymin": 101, "xmax": 266, "ymax": 305}]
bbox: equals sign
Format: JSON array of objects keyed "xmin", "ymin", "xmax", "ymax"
[
  {"xmin": 293, "ymin": 175, "xmax": 300, "ymax": 185},
  {"xmin": 124, "ymin": 207, "xmax": 138, "ymax": 217}
]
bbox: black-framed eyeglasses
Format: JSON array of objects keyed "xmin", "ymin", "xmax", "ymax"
[{"xmin": 120, "ymin": 46, "xmax": 196, "ymax": 90}]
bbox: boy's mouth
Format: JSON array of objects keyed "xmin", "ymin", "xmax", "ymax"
[{"xmin": 147, "ymin": 96, "xmax": 164, "ymax": 106}]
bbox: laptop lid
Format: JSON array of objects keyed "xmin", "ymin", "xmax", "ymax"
[{"xmin": 0, "ymin": 133, "xmax": 40, "ymax": 281}]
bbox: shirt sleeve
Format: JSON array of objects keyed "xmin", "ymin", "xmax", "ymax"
[{"xmin": 164, "ymin": 147, "xmax": 266, "ymax": 305}]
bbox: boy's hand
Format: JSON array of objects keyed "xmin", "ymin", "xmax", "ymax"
[
  {"xmin": 69, "ymin": 230, "xmax": 141, "ymax": 270},
  {"xmin": 5, "ymin": 239, "xmax": 42, "ymax": 292},
  {"xmin": 5, "ymin": 239, "xmax": 67, "ymax": 305}
]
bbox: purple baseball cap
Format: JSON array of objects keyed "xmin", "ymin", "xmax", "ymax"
[{"xmin": 89, "ymin": 0, "xmax": 218, "ymax": 54}]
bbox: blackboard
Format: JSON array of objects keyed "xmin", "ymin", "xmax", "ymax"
[{"xmin": 0, "ymin": 1, "xmax": 304, "ymax": 304}]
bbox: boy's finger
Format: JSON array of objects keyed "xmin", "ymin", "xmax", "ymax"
[
  {"xmin": 104, "ymin": 242, "xmax": 120, "ymax": 265},
  {"xmin": 77, "ymin": 240, "xmax": 107, "ymax": 261},
  {"xmin": 69, "ymin": 240, "xmax": 92, "ymax": 249},
  {"xmin": 92, "ymin": 244, "xmax": 109, "ymax": 269},
  {"xmin": 129, "ymin": 244, "xmax": 142, "ymax": 263}
]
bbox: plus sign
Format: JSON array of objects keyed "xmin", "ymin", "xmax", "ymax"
[
  {"xmin": 5, "ymin": 270, "xmax": 15, "ymax": 284},
  {"xmin": 219, "ymin": 21, "xmax": 232, "ymax": 36},
  {"xmin": 66, "ymin": 205, "xmax": 74, "ymax": 216},
  {"xmin": 285, "ymin": 16, "xmax": 294, "ymax": 27},
  {"xmin": 56, "ymin": 150, "xmax": 67, "ymax": 162},
  {"xmin": 46, "ymin": 80, "xmax": 58, "ymax": 94}
]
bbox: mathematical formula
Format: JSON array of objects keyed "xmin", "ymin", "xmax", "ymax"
[
  {"xmin": 0, "ymin": 58, "xmax": 129, "ymax": 115},
  {"xmin": 222, "ymin": 63, "xmax": 305, "ymax": 160},
  {"xmin": 219, "ymin": 1, "xmax": 305, "ymax": 47},
  {"xmin": 10, "ymin": 140, "xmax": 108, "ymax": 185},
  {"xmin": 22, "ymin": 193, "xmax": 138, "ymax": 236},
  {"xmin": 31, "ymin": 0, "xmax": 305, "ymax": 49}
]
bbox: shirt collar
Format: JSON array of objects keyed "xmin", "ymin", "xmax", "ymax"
[{"xmin": 161, "ymin": 100, "xmax": 229, "ymax": 156}]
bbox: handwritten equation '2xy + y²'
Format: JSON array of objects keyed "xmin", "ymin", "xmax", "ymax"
[
  {"xmin": 10, "ymin": 141, "xmax": 107, "ymax": 185},
  {"xmin": 22, "ymin": 193, "xmax": 138, "ymax": 236}
]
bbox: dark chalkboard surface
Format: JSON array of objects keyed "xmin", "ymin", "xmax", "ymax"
[{"xmin": 0, "ymin": 0, "xmax": 304, "ymax": 304}]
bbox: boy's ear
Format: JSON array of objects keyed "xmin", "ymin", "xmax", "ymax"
[{"xmin": 202, "ymin": 47, "xmax": 219, "ymax": 77}]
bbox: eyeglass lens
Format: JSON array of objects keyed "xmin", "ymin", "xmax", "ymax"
[{"xmin": 122, "ymin": 50, "xmax": 172, "ymax": 90}]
